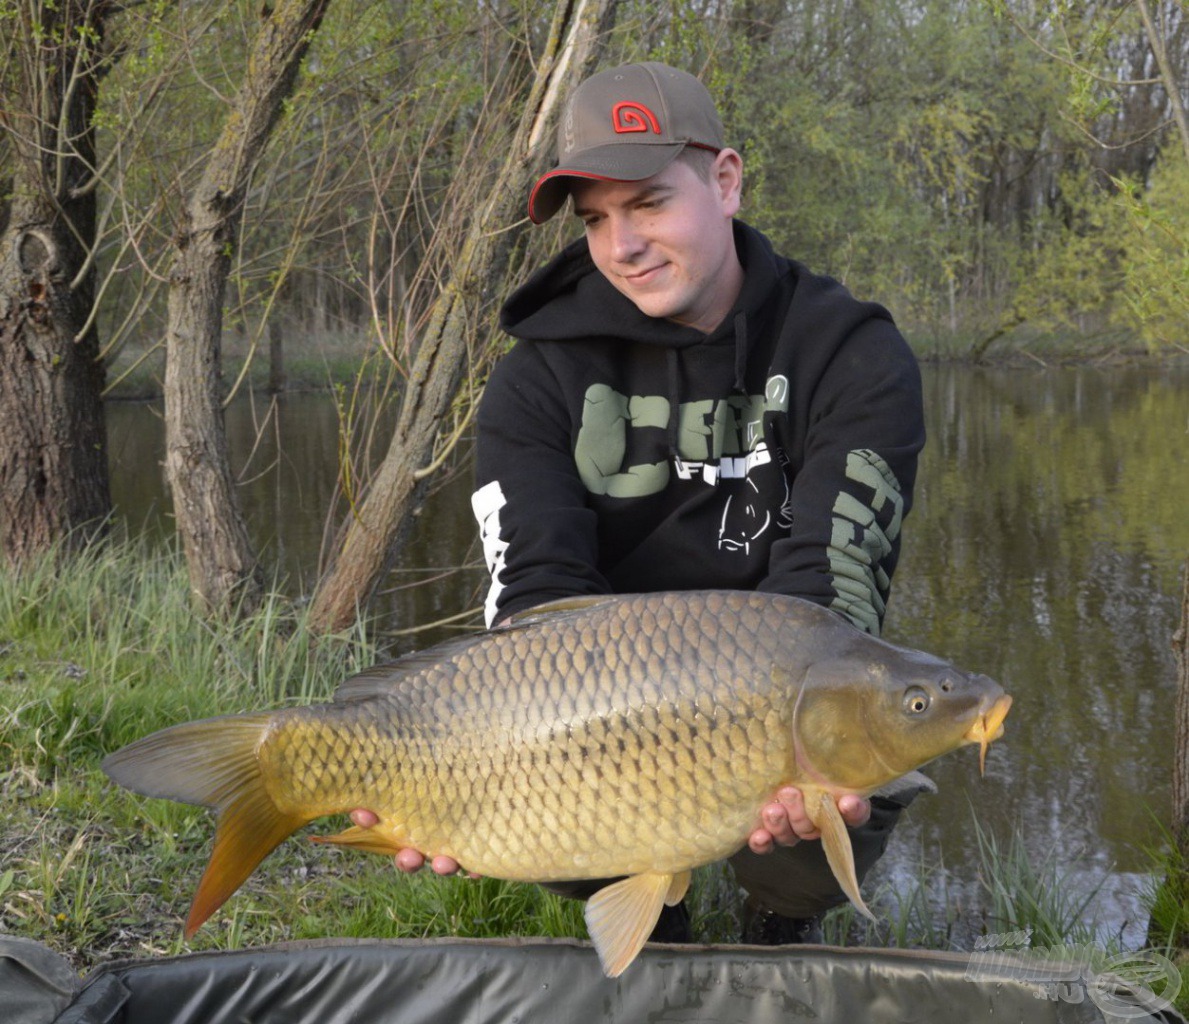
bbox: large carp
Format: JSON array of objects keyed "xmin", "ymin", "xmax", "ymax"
[{"xmin": 103, "ymin": 590, "xmax": 1010, "ymax": 976}]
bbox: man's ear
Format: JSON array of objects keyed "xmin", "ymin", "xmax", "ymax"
[{"xmin": 713, "ymin": 148, "xmax": 744, "ymax": 216}]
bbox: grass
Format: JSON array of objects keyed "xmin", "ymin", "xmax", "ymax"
[
  {"xmin": 2, "ymin": 540, "xmax": 1184, "ymax": 1017},
  {"xmin": 0, "ymin": 539, "xmax": 589, "ymax": 968}
]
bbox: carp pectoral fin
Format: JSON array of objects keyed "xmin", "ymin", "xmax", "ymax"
[
  {"xmin": 812, "ymin": 791, "xmax": 876, "ymax": 922},
  {"xmin": 311, "ymin": 826, "xmax": 406, "ymax": 857},
  {"xmin": 585, "ymin": 870, "xmax": 689, "ymax": 978}
]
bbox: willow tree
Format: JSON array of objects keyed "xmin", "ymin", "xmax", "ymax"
[
  {"xmin": 163, "ymin": 0, "xmax": 331, "ymax": 616},
  {"xmin": 307, "ymin": 0, "xmax": 619, "ymax": 635},
  {"xmin": 0, "ymin": 0, "xmax": 113, "ymax": 563}
]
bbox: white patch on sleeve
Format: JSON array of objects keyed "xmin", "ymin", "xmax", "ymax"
[{"xmin": 471, "ymin": 480, "xmax": 509, "ymax": 627}]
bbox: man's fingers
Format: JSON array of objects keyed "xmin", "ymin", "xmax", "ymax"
[
  {"xmin": 837, "ymin": 793, "xmax": 871, "ymax": 827},
  {"xmin": 349, "ymin": 808, "xmax": 379, "ymax": 829},
  {"xmin": 430, "ymin": 855, "xmax": 461, "ymax": 876},
  {"xmin": 395, "ymin": 848, "xmax": 426, "ymax": 873},
  {"xmin": 748, "ymin": 828, "xmax": 776, "ymax": 855}
]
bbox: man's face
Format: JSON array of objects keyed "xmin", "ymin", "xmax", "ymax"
[{"xmin": 570, "ymin": 150, "xmax": 744, "ymax": 334}]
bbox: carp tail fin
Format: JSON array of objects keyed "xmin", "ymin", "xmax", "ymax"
[
  {"xmin": 102, "ymin": 713, "xmax": 307, "ymax": 938},
  {"xmin": 810, "ymin": 790, "xmax": 876, "ymax": 922},
  {"xmin": 585, "ymin": 870, "xmax": 691, "ymax": 978}
]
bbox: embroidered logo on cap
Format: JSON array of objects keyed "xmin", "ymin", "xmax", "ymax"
[{"xmin": 612, "ymin": 101, "xmax": 661, "ymax": 134}]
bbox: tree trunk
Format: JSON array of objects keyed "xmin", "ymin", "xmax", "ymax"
[
  {"xmin": 1135, "ymin": 0, "xmax": 1189, "ymax": 165},
  {"xmin": 0, "ymin": 0, "xmax": 112, "ymax": 566},
  {"xmin": 307, "ymin": 0, "xmax": 619, "ymax": 635},
  {"xmin": 163, "ymin": 0, "xmax": 329, "ymax": 616},
  {"xmin": 1172, "ymin": 556, "xmax": 1189, "ymax": 841},
  {"xmin": 1150, "ymin": 556, "xmax": 1189, "ymax": 947}
]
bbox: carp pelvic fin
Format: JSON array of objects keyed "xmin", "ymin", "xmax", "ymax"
[
  {"xmin": 810, "ymin": 790, "xmax": 876, "ymax": 922},
  {"xmin": 585, "ymin": 870, "xmax": 691, "ymax": 978},
  {"xmin": 312, "ymin": 826, "xmax": 406, "ymax": 856},
  {"xmin": 101, "ymin": 713, "xmax": 307, "ymax": 938}
]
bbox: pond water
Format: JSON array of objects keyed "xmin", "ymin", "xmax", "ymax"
[{"xmin": 105, "ymin": 360, "xmax": 1189, "ymax": 946}]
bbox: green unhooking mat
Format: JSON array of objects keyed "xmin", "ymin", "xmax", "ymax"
[{"xmin": 4, "ymin": 935, "xmax": 1183, "ymax": 1024}]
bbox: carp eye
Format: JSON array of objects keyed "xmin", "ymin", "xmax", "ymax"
[{"xmin": 904, "ymin": 687, "xmax": 931, "ymax": 714}]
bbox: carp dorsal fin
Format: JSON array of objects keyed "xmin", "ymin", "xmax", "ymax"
[
  {"xmin": 503, "ymin": 594, "xmax": 618, "ymax": 627},
  {"xmin": 808, "ymin": 789, "xmax": 876, "ymax": 921},
  {"xmin": 331, "ymin": 635, "xmax": 489, "ymax": 702},
  {"xmin": 333, "ymin": 596, "xmax": 620, "ymax": 703},
  {"xmin": 585, "ymin": 869, "xmax": 690, "ymax": 977}
]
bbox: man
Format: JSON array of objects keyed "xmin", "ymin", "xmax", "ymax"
[{"xmin": 357, "ymin": 61, "xmax": 926, "ymax": 944}]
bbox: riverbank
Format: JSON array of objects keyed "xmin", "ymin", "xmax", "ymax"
[{"xmin": 1, "ymin": 541, "xmax": 1184, "ymax": 1013}]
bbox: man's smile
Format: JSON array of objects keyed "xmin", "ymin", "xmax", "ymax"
[{"xmin": 622, "ymin": 263, "xmax": 668, "ymax": 285}]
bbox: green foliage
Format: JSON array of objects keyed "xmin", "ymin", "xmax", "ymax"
[
  {"xmin": 11, "ymin": 0, "xmax": 1182, "ymax": 368},
  {"xmin": 1111, "ymin": 150, "xmax": 1189, "ymax": 349}
]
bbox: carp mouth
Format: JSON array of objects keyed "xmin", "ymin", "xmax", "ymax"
[{"xmin": 964, "ymin": 694, "xmax": 1013, "ymax": 775}]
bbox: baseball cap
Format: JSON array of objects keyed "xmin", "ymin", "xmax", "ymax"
[{"xmin": 527, "ymin": 62, "xmax": 725, "ymax": 224}]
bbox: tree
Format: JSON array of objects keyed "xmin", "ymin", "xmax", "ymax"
[
  {"xmin": 307, "ymin": 0, "xmax": 619, "ymax": 634},
  {"xmin": 988, "ymin": 0, "xmax": 1188, "ymax": 350},
  {"xmin": 0, "ymin": 0, "xmax": 114, "ymax": 563},
  {"xmin": 1149, "ymin": 556, "xmax": 1189, "ymax": 947},
  {"xmin": 163, "ymin": 0, "xmax": 332, "ymax": 616}
]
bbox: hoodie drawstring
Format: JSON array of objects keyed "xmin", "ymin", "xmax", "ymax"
[
  {"xmin": 732, "ymin": 311, "xmax": 749, "ymax": 394},
  {"xmin": 666, "ymin": 347, "xmax": 680, "ymax": 460}
]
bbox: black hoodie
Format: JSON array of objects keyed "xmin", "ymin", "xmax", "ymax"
[{"xmin": 471, "ymin": 220, "xmax": 924, "ymax": 635}]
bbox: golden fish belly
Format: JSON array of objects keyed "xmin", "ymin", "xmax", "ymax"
[{"xmin": 265, "ymin": 670, "xmax": 794, "ymax": 880}]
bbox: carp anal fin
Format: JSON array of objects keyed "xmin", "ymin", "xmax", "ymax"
[
  {"xmin": 811, "ymin": 791, "xmax": 876, "ymax": 922},
  {"xmin": 102, "ymin": 714, "xmax": 307, "ymax": 938},
  {"xmin": 585, "ymin": 870, "xmax": 690, "ymax": 978}
]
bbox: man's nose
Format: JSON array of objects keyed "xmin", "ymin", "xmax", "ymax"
[{"xmin": 608, "ymin": 215, "xmax": 645, "ymax": 262}]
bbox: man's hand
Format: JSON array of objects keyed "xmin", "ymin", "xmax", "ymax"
[
  {"xmin": 747, "ymin": 787, "xmax": 870, "ymax": 855},
  {"xmin": 348, "ymin": 809, "xmax": 462, "ymax": 875}
]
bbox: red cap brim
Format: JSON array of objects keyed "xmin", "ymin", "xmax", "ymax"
[{"xmin": 527, "ymin": 142, "xmax": 687, "ymax": 224}]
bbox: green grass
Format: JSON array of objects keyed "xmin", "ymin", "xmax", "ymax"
[
  {"xmin": 0, "ymin": 539, "xmax": 588, "ymax": 968},
  {"xmin": 2, "ymin": 539, "xmax": 1184, "ymax": 1019}
]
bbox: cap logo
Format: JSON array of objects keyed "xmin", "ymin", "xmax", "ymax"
[{"xmin": 612, "ymin": 101, "xmax": 661, "ymax": 135}]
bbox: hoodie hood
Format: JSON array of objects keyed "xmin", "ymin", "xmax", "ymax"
[{"xmin": 499, "ymin": 220, "xmax": 787, "ymax": 354}]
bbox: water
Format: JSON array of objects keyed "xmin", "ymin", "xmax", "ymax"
[{"xmin": 105, "ymin": 360, "xmax": 1189, "ymax": 945}]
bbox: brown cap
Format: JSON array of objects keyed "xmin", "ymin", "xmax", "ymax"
[{"xmin": 528, "ymin": 62, "xmax": 724, "ymax": 224}]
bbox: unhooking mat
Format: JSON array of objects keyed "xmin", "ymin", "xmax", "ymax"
[{"xmin": 4, "ymin": 935, "xmax": 1184, "ymax": 1024}]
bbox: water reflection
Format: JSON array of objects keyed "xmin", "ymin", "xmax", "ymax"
[
  {"xmin": 105, "ymin": 361, "xmax": 1189, "ymax": 944},
  {"xmin": 105, "ymin": 392, "xmax": 488, "ymax": 636},
  {"xmin": 879, "ymin": 362, "xmax": 1188, "ymax": 944}
]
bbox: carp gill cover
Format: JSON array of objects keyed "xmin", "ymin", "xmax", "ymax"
[{"xmin": 103, "ymin": 590, "xmax": 1012, "ymax": 976}]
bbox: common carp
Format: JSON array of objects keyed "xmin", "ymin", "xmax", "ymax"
[{"xmin": 102, "ymin": 590, "xmax": 1011, "ymax": 976}]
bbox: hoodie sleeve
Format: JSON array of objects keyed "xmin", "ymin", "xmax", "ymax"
[
  {"xmin": 757, "ymin": 315, "xmax": 924, "ymax": 636},
  {"xmin": 471, "ymin": 341, "xmax": 611, "ymax": 627}
]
